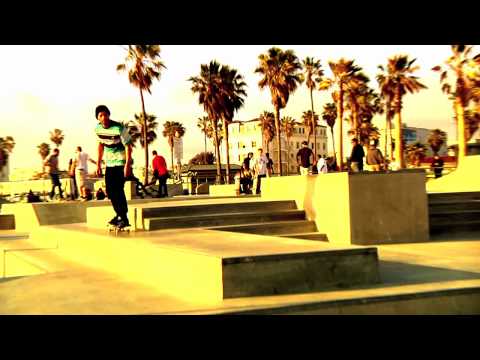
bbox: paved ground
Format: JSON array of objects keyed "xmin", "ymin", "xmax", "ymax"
[{"xmin": 0, "ymin": 229, "xmax": 479, "ymax": 314}]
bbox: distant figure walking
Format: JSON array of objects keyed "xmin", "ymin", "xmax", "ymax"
[
  {"xmin": 431, "ymin": 155, "xmax": 444, "ymax": 178},
  {"xmin": 74, "ymin": 146, "xmax": 96, "ymax": 201},
  {"xmin": 316, "ymin": 155, "xmax": 328, "ymax": 174},
  {"xmin": 44, "ymin": 148, "xmax": 64, "ymax": 200},
  {"xmin": 349, "ymin": 138, "xmax": 365, "ymax": 172},
  {"xmin": 297, "ymin": 141, "xmax": 313, "ymax": 175},
  {"xmin": 150, "ymin": 150, "xmax": 169, "ymax": 198},
  {"xmin": 366, "ymin": 140, "xmax": 385, "ymax": 172},
  {"xmin": 266, "ymin": 152, "xmax": 274, "ymax": 177},
  {"xmin": 253, "ymin": 148, "xmax": 268, "ymax": 194},
  {"xmin": 94, "ymin": 105, "xmax": 133, "ymax": 229}
]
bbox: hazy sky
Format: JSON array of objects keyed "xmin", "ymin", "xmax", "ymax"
[{"xmin": 0, "ymin": 45, "xmax": 463, "ymax": 171}]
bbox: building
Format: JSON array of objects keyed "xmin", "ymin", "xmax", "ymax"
[{"xmin": 228, "ymin": 119, "xmax": 328, "ymax": 174}]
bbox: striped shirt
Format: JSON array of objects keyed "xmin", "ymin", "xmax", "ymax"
[{"xmin": 95, "ymin": 120, "xmax": 132, "ymax": 167}]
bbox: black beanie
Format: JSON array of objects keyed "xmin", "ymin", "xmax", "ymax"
[{"xmin": 95, "ymin": 105, "xmax": 110, "ymax": 119}]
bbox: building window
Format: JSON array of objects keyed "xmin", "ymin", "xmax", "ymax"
[
  {"xmin": 296, "ymin": 142, "xmax": 299, "ymax": 149},
  {"xmin": 323, "ymin": 143, "xmax": 326, "ymax": 151},
  {"xmin": 238, "ymin": 142, "xmax": 241, "ymax": 149},
  {"xmin": 252, "ymin": 141, "xmax": 256, "ymax": 148},
  {"xmin": 238, "ymin": 155, "xmax": 241, "ymax": 162}
]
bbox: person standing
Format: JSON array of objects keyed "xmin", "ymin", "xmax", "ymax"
[
  {"xmin": 296, "ymin": 141, "xmax": 314, "ymax": 175},
  {"xmin": 150, "ymin": 150, "xmax": 169, "ymax": 197},
  {"xmin": 265, "ymin": 152, "xmax": 274, "ymax": 177},
  {"xmin": 366, "ymin": 140, "xmax": 385, "ymax": 172},
  {"xmin": 431, "ymin": 155, "xmax": 444, "ymax": 178},
  {"xmin": 94, "ymin": 105, "xmax": 133, "ymax": 229},
  {"xmin": 44, "ymin": 148, "xmax": 64, "ymax": 200},
  {"xmin": 316, "ymin": 155, "xmax": 328, "ymax": 174},
  {"xmin": 349, "ymin": 138, "xmax": 365, "ymax": 172},
  {"xmin": 252, "ymin": 148, "xmax": 268, "ymax": 194},
  {"xmin": 74, "ymin": 146, "xmax": 96, "ymax": 201},
  {"xmin": 173, "ymin": 131, "xmax": 183, "ymax": 180},
  {"xmin": 68, "ymin": 158, "xmax": 78, "ymax": 200},
  {"xmin": 243, "ymin": 152, "xmax": 254, "ymax": 170}
]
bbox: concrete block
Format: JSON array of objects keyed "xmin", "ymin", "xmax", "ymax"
[{"xmin": 0, "ymin": 214, "xmax": 15, "ymax": 230}]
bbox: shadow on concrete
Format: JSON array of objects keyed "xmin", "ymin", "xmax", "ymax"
[
  {"xmin": 0, "ymin": 275, "xmax": 28, "ymax": 284},
  {"xmin": 430, "ymin": 231, "xmax": 480, "ymax": 242},
  {"xmin": 378, "ymin": 260, "xmax": 480, "ymax": 285}
]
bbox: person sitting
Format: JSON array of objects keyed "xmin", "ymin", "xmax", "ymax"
[
  {"xmin": 96, "ymin": 187, "xmax": 106, "ymax": 200},
  {"xmin": 239, "ymin": 163, "xmax": 253, "ymax": 194}
]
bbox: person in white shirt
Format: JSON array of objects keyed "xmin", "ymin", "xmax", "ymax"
[
  {"xmin": 252, "ymin": 148, "xmax": 268, "ymax": 194},
  {"xmin": 316, "ymin": 155, "xmax": 328, "ymax": 174},
  {"xmin": 73, "ymin": 146, "xmax": 96, "ymax": 201}
]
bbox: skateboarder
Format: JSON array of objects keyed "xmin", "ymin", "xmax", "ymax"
[{"xmin": 94, "ymin": 105, "xmax": 133, "ymax": 230}]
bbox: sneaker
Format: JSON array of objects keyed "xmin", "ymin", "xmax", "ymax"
[
  {"xmin": 108, "ymin": 216, "xmax": 120, "ymax": 226},
  {"xmin": 117, "ymin": 219, "xmax": 130, "ymax": 228}
]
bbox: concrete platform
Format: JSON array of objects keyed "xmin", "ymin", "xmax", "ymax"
[
  {"xmin": 1, "ymin": 234, "xmax": 479, "ymax": 314},
  {"xmin": 8, "ymin": 224, "xmax": 380, "ymax": 302},
  {"xmin": 427, "ymin": 155, "xmax": 480, "ymax": 193}
]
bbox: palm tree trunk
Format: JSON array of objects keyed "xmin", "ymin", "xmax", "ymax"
[
  {"xmin": 384, "ymin": 103, "xmax": 389, "ymax": 158},
  {"xmin": 170, "ymin": 141, "xmax": 174, "ymax": 172},
  {"xmin": 223, "ymin": 118, "xmax": 231, "ymax": 184},
  {"xmin": 336, "ymin": 88, "xmax": 344, "ymax": 170},
  {"xmin": 139, "ymin": 88, "xmax": 149, "ymax": 186},
  {"xmin": 212, "ymin": 119, "xmax": 222, "ymax": 184},
  {"xmin": 455, "ymin": 97, "xmax": 466, "ymax": 164},
  {"xmin": 274, "ymin": 106, "xmax": 282, "ymax": 175},
  {"xmin": 204, "ymin": 132, "xmax": 207, "ymax": 164},
  {"xmin": 330, "ymin": 127, "xmax": 336, "ymax": 159},
  {"xmin": 394, "ymin": 89, "xmax": 405, "ymax": 169},
  {"xmin": 286, "ymin": 136, "xmax": 290, "ymax": 175},
  {"xmin": 310, "ymin": 88, "xmax": 316, "ymax": 158}
]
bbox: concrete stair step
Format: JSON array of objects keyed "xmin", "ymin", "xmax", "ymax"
[
  {"xmin": 429, "ymin": 200, "xmax": 480, "ymax": 212},
  {"xmin": 210, "ymin": 220, "xmax": 318, "ymax": 235},
  {"xmin": 279, "ymin": 232, "xmax": 329, "ymax": 241},
  {"xmin": 26, "ymin": 224, "xmax": 380, "ymax": 302},
  {"xmin": 144, "ymin": 210, "xmax": 306, "ymax": 231},
  {"xmin": 428, "ymin": 192, "xmax": 480, "ymax": 202},
  {"xmin": 430, "ymin": 220, "xmax": 480, "ymax": 234},
  {"xmin": 429, "ymin": 210, "xmax": 480, "ymax": 224},
  {"xmin": 141, "ymin": 200, "xmax": 297, "ymax": 220}
]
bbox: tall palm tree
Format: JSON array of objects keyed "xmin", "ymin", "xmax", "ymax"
[
  {"xmin": 301, "ymin": 110, "xmax": 319, "ymax": 147},
  {"xmin": 302, "ymin": 57, "xmax": 324, "ymax": 157},
  {"xmin": 219, "ymin": 65, "xmax": 247, "ymax": 184},
  {"xmin": 197, "ymin": 116, "xmax": 210, "ymax": 164},
  {"xmin": 428, "ymin": 129, "xmax": 447, "ymax": 156},
  {"xmin": 117, "ymin": 45, "xmax": 166, "ymax": 185},
  {"xmin": 0, "ymin": 136, "xmax": 15, "ymax": 173},
  {"xmin": 127, "ymin": 113, "xmax": 158, "ymax": 148},
  {"xmin": 377, "ymin": 55, "xmax": 427, "ymax": 168},
  {"xmin": 282, "ymin": 116, "xmax": 297, "ymax": 175},
  {"xmin": 162, "ymin": 121, "xmax": 186, "ymax": 171},
  {"xmin": 432, "ymin": 45, "xmax": 480, "ymax": 163},
  {"xmin": 344, "ymin": 72, "xmax": 370, "ymax": 140},
  {"xmin": 255, "ymin": 47, "xmax": 304, "ymax": 175},
  {"xmin": 37, "ymin": 142, "xmax": 51, "ymax": 173},
  {"xmin": 189, "ymin": 61, "xmax": 225, "ymax": 184},
  {"xmin": 319, "ymin": 58, "xmax": 362, "ymax": 169},
  {"xmin": 258, "ymin": 111, "xmax": 276, "ymax": 153},
  {"xmin": 322, "ymin": 102, "xmax": 337, "ymax": 160},
  {"xmin": 49, "ymin": 129, "xmax": 64, "ymax": 148}
]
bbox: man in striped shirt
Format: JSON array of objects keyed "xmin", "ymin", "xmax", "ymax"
[{"xmin": 94, "ymin": 105, "xmax": 133, "ymax": 229}]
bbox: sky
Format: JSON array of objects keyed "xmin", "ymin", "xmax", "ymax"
[{"xmin": 0, "ymin": 45, "xmax": 465, "ymax": 172}]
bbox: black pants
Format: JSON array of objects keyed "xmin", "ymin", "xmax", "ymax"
[
  {"xmin": 158, "ymin": 174, "xmax": 168, "ymax": 197},
  {"xmin": 105, "ymin": 166, "xmax": 128, "ymax": 221},
  {"xmin": 49, "ymin": 173, "xmax": 64, "ymax": 199},
  {"xmin": 256, "ymin": 175, "xmax": 266, "ymax": 195}
]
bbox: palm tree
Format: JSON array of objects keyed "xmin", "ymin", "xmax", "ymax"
[
  {"xmin": 49, "ymin": 129, "xmax": 64, "ymax": 148},
  {"xmin": 428, "ymin": 129, "xmax": 447, "ymax": 156},
  {"xmin": 189, "ymin": 61, "xmax": 225, "ymax": 184},
  {"xmin": 37, "ymin": 142, "xmax": 51, "ymax": 173},
  {"xmin": 117, "ymin": 45, "xmax": 166, "ymax": 185},
  {"xmin": 162, "ymin": 121, "xmax": 186, "ymax": 171},
  {"xmin": 344, "ymin": 72, "xmax": 370, "ymax": 140},
  {"xmin": 302, "ymin": 57, "xmax": 324, "ymax": 157},
  {"xmin": 0, "ymin": 136, "xmax": 15, "ymax": 173},
  {"xmin": 377, "ymin": 55, "xmax": 427, "ymax": 168},
  {"xmin": 406, "ymin": 142, "xmax": 426, "ymax": 167},
  {"xmin": 322, "ymin": 102, "xmax": 337, "ymax": 159},
  {"xmin": 432, "ymin": 45, "xmax": 480, "ymax": 163},
  {"xmin": 301, "ymin": 110, "xmax": 319, "ymax": 147},
  {"xmin": 255, "ymin": 47, "xmax": 304, "ymax": 175},
  {"xmin": 218, "ymin": 65, "xmax": 247, "ymax": 184},
  {"xmin": 127, "ymin": 113, "xmax": 158, "ymax": 148},
  {"xmin": 258, "ymin": 111, "xmax": 276, "ymax": 152},
  {"xmin": 319, "ymin": 59, "xmax": 362, "ymax": 169},
  {"xmin": 197, "ymin": 116, "xmax": 210, "ymax": 164},
  {"xmin": 282, "ymin": 116, "xmax": 297, "ymax": 175}
]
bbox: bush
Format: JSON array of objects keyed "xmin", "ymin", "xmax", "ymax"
[{"xmin": 189, "ymin": 152, "xmax": 214, "ymax": 165}]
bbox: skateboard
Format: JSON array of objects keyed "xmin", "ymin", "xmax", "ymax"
[{"xmin": 107, "ymin": 224, "xmax": 131, "ymax": 235}]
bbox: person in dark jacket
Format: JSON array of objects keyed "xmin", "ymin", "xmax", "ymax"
[
  {"xmin": 366, "ymin": 140, "xmax": 385, "ymax": 171},
  {"xmin": 431, "ymin": 155, "xmax": 444, "ymax": 178},
  {"xmin": 349, "ymin": 138, "xmax": 365, "ymax": 172}
]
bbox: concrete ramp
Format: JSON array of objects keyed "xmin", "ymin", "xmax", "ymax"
[
  {"xmin": 427, "ymin": 155, "xmax": 480, "ymax": 193},
  {"xmin": 26, "ymin": 224, "xmax": 380, "ymax": 303}
]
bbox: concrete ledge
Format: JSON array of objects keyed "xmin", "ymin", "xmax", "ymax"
[
  {"xmin": 209, "ymin": 184, "xmax": 238, "ymax": 196},
  {"xmin": 262, "ymin": 171, "xmax": 429, "ymax": 245},
  {"xmin": 427, "ymin": 155, "xmax": 480, "ymax": 193}
]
